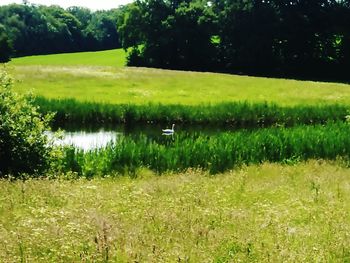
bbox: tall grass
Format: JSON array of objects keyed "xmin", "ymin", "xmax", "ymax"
[
  {"xmin": 2, "ymin": 162, "xmax": 349, "ymax": 262},
  {"xmin": 61, "ymin": 122, "xmax": 350, "ymax": 175},
  {"xmin": 34, "ymin": 97, "xmax": 349, "ymax": 128}
]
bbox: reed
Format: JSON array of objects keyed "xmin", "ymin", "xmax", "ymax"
[
  {"xmin": 60, "ymin": 122, "xmax": 350, "ymax": 175},
  {"xmin": 34, "ymin": 97, "xmax": 348, "ymax": 128}
]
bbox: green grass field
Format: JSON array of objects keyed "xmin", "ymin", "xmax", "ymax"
[
  {"xmin": 8, "ymin": 49, "xmax": 350, "ymax": 106},
  {"xmin": 10, "ymin": 49, "xmax": 126, "ymax": 67},
  {"xmin": 1, "ymin": 161, "xmax": 349, "ymax": 262}
]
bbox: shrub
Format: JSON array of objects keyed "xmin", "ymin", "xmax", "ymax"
[{"xmin": 0, "ymin": 70, "xmax": 56, "ymax": 177}]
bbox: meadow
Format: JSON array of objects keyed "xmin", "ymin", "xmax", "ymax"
[
  {"xmin": 1, "ymin": 161, "xmax": 349, "ymax": 262},
  {"xmin": 8, "ymin": 49, "xmax": 350, "ymax": 106},
  {"xmin": 2, "ymin": 49, "xmax": 350, "ymax": 262}
]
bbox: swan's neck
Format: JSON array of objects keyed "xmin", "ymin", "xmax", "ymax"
[{"xmin": 172, "ymin": 124, "xmax": 175, "ymax": 130}]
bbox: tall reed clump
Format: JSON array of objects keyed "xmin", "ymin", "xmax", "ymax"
[
  {"xmin": 61, "ymin": 122, "xmax": 350, "ymax": 175},
  {"xmin": 34, "ymin": 97, "xmax": 348, "ymax": 128}
]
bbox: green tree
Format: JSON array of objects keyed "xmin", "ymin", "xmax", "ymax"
[
  {"xmin": 0, "ymin": 70, "xmax": 57, "ymax": 177},
  {"xmin": 41, "ymin": 5, "xmax": 83, "ymax": 52},
  {"xmin": 85, "ymin": 9, "xmax": 121, "ymax": 50},
  {"xmin": 0, "ymin": 3, "xmax": 122, "ymax": 56},
  {"xmin": 0, "ymin": 25, "xmax": 12, "ymax": 62},
  {"xmin": 214, "ymin": 0, "xmax": 279, "ymax": 74},
  {"xmin": 118, "ymin": 0, "xmax": 217, "ymax": 70},
  {"xmin": 67, "ymin": 6, "xmax": 92, "ymax": 29}
]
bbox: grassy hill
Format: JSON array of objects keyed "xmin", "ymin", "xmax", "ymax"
[{"xmin": 8, "ymin": 49, "xmax": 350, "ymax": 106}]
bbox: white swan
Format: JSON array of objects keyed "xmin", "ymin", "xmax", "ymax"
[{"xmin": 162, "ymin": 124, "xmax": 175, "ymax": 134}]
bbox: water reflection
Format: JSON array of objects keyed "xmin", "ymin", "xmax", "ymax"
[
  {"xmin": 49, "ymin": 123, "xmax": 246, "ymax": 150},
  {"xmin": 48, "ymin": 130, "xmax": 120, "ymax": 151},
  {"xmin": 55, "ymin": 123, "xmax": 236, "ymax": 135}
]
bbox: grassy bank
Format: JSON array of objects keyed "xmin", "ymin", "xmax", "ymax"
[
  {"xmin": 1, "ymin": 161, "xmax": 349, "ymax": 262},
  {"xmin": 8, "ymin": 49, "xmax": 350, "ymax": 106},
  {"xmin": 61, "ymin": 122, "xmax": 350, "ymax": 175},
  {"xmin": 34, "ymin": 97, "xmax": 349, "ymax": 127}
]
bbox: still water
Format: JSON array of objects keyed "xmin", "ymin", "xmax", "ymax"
[
  {"xmin": 48, "ymin": 123, "xmax": 241, "ymax": 151},
  {"xmin": 50, "ymin": 130, "xmax": 120, "ymax": 151}
]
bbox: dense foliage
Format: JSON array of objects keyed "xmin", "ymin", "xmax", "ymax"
[
  {"xmin": 118, "ymin": 0, "xmax": 350, "ymax": 80},
  {"xmin": 0, "ymin": 71, "xmax": 56, "ymax": 176},
  {"xmin": 0, "ymin": 24, "xmax": 12, "ymax": 62},
  {"xmin": 0, "ymin": 3, "xmax": 121, "ymax": 57}
]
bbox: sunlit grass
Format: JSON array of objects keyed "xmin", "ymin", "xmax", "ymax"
[
  {"xmin": 7, "ymin": 49, "xmax": 350, "ymax": 106},
  {"xmin": 9, "ymin": 49, "xmax": 126, "ymax": 67},
  {"xmin": 1, "ymin": 161, "xmax": 349, "ymax": 262}
]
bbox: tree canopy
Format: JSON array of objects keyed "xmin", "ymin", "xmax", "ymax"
[
  {"xmin": 0, "ymin": 3, "xmax": 122, "ymax": 57},
  {"xmin": 118, "ymin": 0, "xmax": 350, "ymax": 80},
  {"xmin": 0, "ymin": 24, "xmax": 12, "ymax": 62}
]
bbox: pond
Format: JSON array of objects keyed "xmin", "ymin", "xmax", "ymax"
[{"xmin": 48, "ymin": 123, "xmax": 241, "ymax": 151}]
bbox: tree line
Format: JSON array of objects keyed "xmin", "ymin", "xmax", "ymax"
[
  {"xmin": 0, "ymin": 3, "xmax": 121, "ymax": 61},
  {"xmin": 117, "ymin": 0, "xmax": 350, "ymax": 80}
]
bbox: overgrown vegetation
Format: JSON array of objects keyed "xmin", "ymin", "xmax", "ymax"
[
  {"xmin": 61, "ymin": 122, "xmax": 350, "ymax": 175},
  {"xmin": 1, "ymin": 161, "xmax": 349, "ymax": 262},
  {"xmin": 0, "ymin": 71, "xmax": 57, "ymax": 176},
  {"xmin": 34, "ymin": 96, "xmax": 349, "ymax": 128}
]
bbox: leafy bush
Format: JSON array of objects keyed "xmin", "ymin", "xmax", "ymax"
[{"xmin": 0, "ymin": 70, "xmax": 57, "ymax": 177}]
